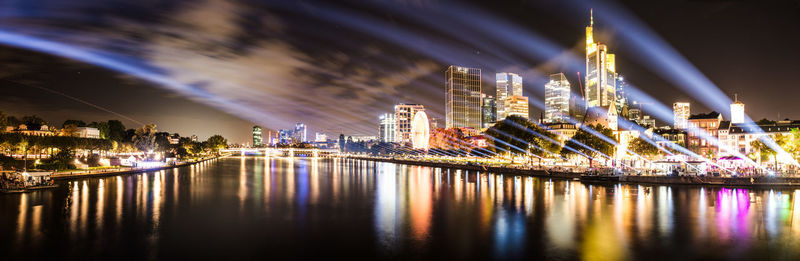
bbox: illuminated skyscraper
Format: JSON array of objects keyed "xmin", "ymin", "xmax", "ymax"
[
  {"xmin": 446, "ymin": 66, "xmax": 482, "ymax": 129},
  {"xmin": 293, "ymin": 123, "xmax": 307, "ymax": 142},
  {"xmin": 730, "ymin": 94, "xmax": 745, "ymax": 124},
  {"xmin": 395, "ymin": 103, "xmax": 425, "ymax": 143},
  {"xmin": 673, "ymin": 102, "xmax": 690, "ymax": 129},
  {"xmin": 544, "ymin": 73, "xmax": 571, "ymax": 123},
  {"xmin": 585, "ymin": 9, "xmax": 617, "ymax": 109},
  {"xmin": 481, "ymin": 94, "xmax": 496, "ymax": 128},
  {"xmin": 506, "ymin": 95, "xmax": 529, "ymax": 120},
  {"xmin": 252, "ymin": 126, "xmax": 262, "ymax": 147},
  {"xmin": 496, "ymin": 72, "xmax": 522, "ymax": 120},
  {"xmin": 379, "ymin": 113, "xmax": 397, "ymax": 143}
]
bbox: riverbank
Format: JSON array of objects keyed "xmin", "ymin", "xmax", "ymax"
[
  {"xmin": 51, "ymin": 155, "xmax": 223, "ymax": 181},
  {"xmin": 346, "ymin": 156, "xmax": 800, "ymax": 187}
]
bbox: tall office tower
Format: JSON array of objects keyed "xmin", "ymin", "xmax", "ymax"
[
  {"xmin": 673, "ymin": 102, "xmax": 690, "ymax": 129},
  {"xmin": 506, "ymin": 95, "xmax": 530, "ymax": 120},
  {"xmin": 395, "ymin": 103, "xmax": 425, "ymax": 143},
  {"xmin": 730, "ymin": 94, "xmax": 745, "ymax": 124},
  {"xmin": 544, "ymin": 73, "xmax": 571, "ymax": 123},
  {"xmin": 481, "ymin": 94, "xmax": 496, "ymax": 128},
  {"xmin": 293, "ymin": 123, "xmax": 307, "ymax": 142},
  {"xmin": 278, "ymin": 129, "xmax": 292, "ymax": 144},
  {"xmin": 495, "ymin": 72, "xmax": 523, "ymax": 120},
  {"xmin": 252, "ymin": 126, "xmax": 262, "ymax": 147},
  {"xmin": 615, "ymin": 75, "xmax": 629, "ymax": 118},
  {"xmin": 585, "ymin": 9, "xmax": 617, "ymax": 109},
  {"xmin": 314, "ymin": 132, "xmax": 327, "ymax": 142},
  {"xmin": 379, "ymin": 113, "xmax": 397, "ymax": 143},
  {"xmin": 446, "ymin": 66, "xmax": 482, "ymax": 129}
]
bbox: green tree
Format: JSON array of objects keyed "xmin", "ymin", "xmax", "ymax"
[
  {"xmin": 750, "ymin": 135, "xmax": 787, "ymax": 168},
  {"xmin": 88, "ymin": 121, "xmax": 111, "ymax": 139},
  {"xmin": 133, "ymin": 124, "xmax": 158, "ymax": 152},
  {"xmin": 486, "ymin": 115, "xmax": 561, "ymax": 164},
  {"xmin": 62, "ymin": 119, "xmax": 87, "ymax": 128},
  {"xmin": 22, "ymin": 115, "xmax": 47, "ymax": 130},
  {"xmin": 561, "ymin": 124, "xmax": 617, "ymax": 167},
  {"xmin": 629, "ymin": 136, "xmax": 661, "ymax": 158},
  {"xmin": 106, "ymin": 120, "xmax": 127, "ymax": 142},
  {"xmin": 206, "ymin": 135, "xmax": 227, "ymax": 153}
]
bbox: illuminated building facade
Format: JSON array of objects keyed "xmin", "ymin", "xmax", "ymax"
[
  {"xmin": 687, "ymin": 111, "xmax": 723, "ymax": 158},
  {"xmin": 252, "ymin": 125, "xmax": 262, "ymax": 147},
  {"xmin": 411, "ymin": 111, "xmax": 430, "ymax": 150},
  {"xmin": 731, "ymin": 94, "xmax": 745, "ymax": 124},
  {"xmin": 673, "ymin": 102, "xmax": 690, "ymax": 129},
  {"xmin": 293, "ymin": 123, "xmax": 307, "ymax": 143},
  {"xmin": 481, "ymin": 94, "xmax": 496, "ymax": 129},
  {"xmin": 446, "ymin": 66, "xmax": 482, "ymax": 129},
  {"xmin": 496, "ymin": 72, "xmax": 522, "ymax": 120},
  {"xmin": 544, "ymin": 73, "xmax": 570, "ymax": 123},
  {"xmin": 506, "ymin": 95, "xmax": 529, "ymax": 120},
  {"xmin": 379, "ymin": 113, "xmax": 397, "ymax": 143},
  {"xmin": 585, "ymin": 9, "xmax": 617, "ymax": 109},
  {"xmin": 395, "ymin": 103, "xmax": 425, "ymax": 144}
]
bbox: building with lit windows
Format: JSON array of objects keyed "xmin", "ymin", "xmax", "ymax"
[
  {"xmin": 395, "ymin": 103, "xmax": 425, "ymax": 144},
  {"xmin": 506, "ymin": 95, "xmax": 529, "ymax": 120},
  {"xmin": 544, "ymin": 73, "xmax": 570, "ymax": 123},
  {"xmin": 495, "ymin": 72, "xmax": 522, "ymax": 120},
  {"xmin": 252, "ymin": 126, "xmax": 262, "ymax": 147},
  {"xmin": 379, "ymin": 113, "xmax": 397, "ymax": 143},
  {"xmin": 446, "ymin": 66, "xmax": 482, "ymax": 129},
  {"xmin": 731, "ymin": 94, "xmax": 745, "ymax": 124},
  {"xmin": 293, "ymin": 123, "xmax": 307, "ymax": 143},
  {"xmin": 481, "ymin": 94, "xmax": 496, "ymax": 129},
  {"xmin": 673, "ymin": 102, "xmax": 690, "ymax": 129},
  {"xmin": 584, "ymin": 9, "xmax": 617, "ymax": 109},
  {"xmin": 687, "ymin": 111, "xmax": 723, "ymax": 158}
]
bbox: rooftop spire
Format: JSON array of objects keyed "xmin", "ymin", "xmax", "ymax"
[{"xmin": 590, "ymin": 8, "xmax": 594, "ymax": 26}]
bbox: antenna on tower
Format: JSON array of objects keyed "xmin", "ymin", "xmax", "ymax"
[
  {"xmin": 734, "ymin": 93, "xmax": 738, "ymax": 102},
  {"xmin": 590, "ymin": 8, "xmax": 594, "ymax": 26}
]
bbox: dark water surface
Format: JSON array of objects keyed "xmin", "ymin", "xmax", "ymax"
[{"xmin": 3, "ymin": 157, "xmax": 800, "ymax": 260}]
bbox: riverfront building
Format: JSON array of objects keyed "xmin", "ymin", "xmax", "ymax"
[
  {"xmin": 481, "ymin": 94, "xmax": 496, "ymax": 129},
  {"xmin": 544, "ymin": 73, "xmax": 570, "ymax": 123},
  {"xmin": 673, "ymin": 102, "xmax": 690, "ymax": 129},
  {"xmin": 496, "ymin": 72, "xmax": 522, "ymax": 121},
  {"xmin": 446, "ymin": 66, "xmax": 482, "ymax": 129},
  {"xmin": 252, "ymin": 126, "xmax": 262, "ymax": 147},
  {"xmin": 379, "ymin": 113, "xmax": 397, "ymax": 143},
  {"xmin": 731, "ymin": 94, "xmax": 745, "ymax": 124},
  {"xmin": 395, "ymin": 103, "xmax": 425, "ymax": 144},
  {"xmin": 687, "ymin": 111, "xmax": 723, "ymax": 158}
]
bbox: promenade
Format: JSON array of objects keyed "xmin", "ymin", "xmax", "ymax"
[
  {"xmin": 50, "ymin": 156, "xmax": 222, "ymax": 181},
  {"xmin": 346, "ymin": 155, "xmax": 800, "ymax": 188}
]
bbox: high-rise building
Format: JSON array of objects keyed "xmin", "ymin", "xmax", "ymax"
[
  {"xmin": 544, "ymin": 73, "xmax": 571, "ymax": 123},
  {"xmin": 481, "ymin": 94, "xmax": 496, "ymax": 128},
  {"xmin": 585, "ymin": 9, "xmax": 617, "ymax": 109},
  {"xmin": 616, "ymin": 75, "xmax": 629, "ymax": 118},
  {"xmin": 379, "ymin": 113, "xmax": 397, "ymax": 143},
  {"xmin": 506, "ymin": 95, "xmax": 530, "ymax": 120},
  {"xmin": 395, "ymin": 103, "xmax": 425, "ymax": 143},
  {"xmin": 314, "ymin": 132, "xmax": 327, "ymax": 142},
  {"xmin": 496, "ymin": 72, "xmax": 522, "ymax": 120},
  {"xmin": 293, "ymin": 123, "xmax": 307, "ymax": 143},
  {"xmin": 252, "ymin": 126, "xmax": 262, "ymax": 147},
  {"xmin": 673, "ymin": 102, "xmax": 690, "ymax": 129},
  {"xmin": 731, "ymin": 94, "xmax": 745, "ymax": 124},
  {"xmin": 446, "ymin": 66, "xmax": 482, "ymax": 129},
  {"xmin": 278, "ymin": 129, "xmax": 292, "ymax": 144},
  {"xmin": 628, "ymin": 108, "xmax": 641, "ymax": 123}
]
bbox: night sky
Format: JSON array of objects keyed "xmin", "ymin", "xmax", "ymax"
[{"xmin": 1, "ymin": 0, "xmax": 799, "ymax": 143}]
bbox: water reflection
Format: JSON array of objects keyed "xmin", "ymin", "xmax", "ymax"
[{"xmin": 4, "ymin": 157, "xmax": 800, "ymax": 259}]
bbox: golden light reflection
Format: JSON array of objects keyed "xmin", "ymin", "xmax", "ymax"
[{"xmin": 408, "ymin": 166, "xmax": 432, "ymax": 241}]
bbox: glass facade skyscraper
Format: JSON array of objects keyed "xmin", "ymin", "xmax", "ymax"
[
  {"xmin": 585, "ymin": 10, "xmax": 617, "ymax": 109},
  {"xmin": 495, "ymin": 72, "xmax": 522, "ymax": 120},
  {"xmin": 481, "ymin": 94, "xmax": 496, "ymax": 129},
  {"xmin": 379, "ymin": 113, "xmax": 397, "ymax": 143},
  {"xmin": 252, "ymin": 125, "xmax": 262, "ymax": 147},
  {"xmin": 544, "ymin": 73, "xmax": 570, "ymax": 123},
  {"xmin": 446, "ymin": 66, "xmax": 482, "ymax": 129}
]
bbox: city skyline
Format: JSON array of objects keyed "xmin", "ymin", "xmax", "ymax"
[{"xmin": 2, "ymin": 1, "xmax": 799, "ymax": 143}]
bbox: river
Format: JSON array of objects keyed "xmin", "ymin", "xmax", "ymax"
[{"xmin": 2, "ymin": 157, "xmax": 800, "ymax": 260}]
